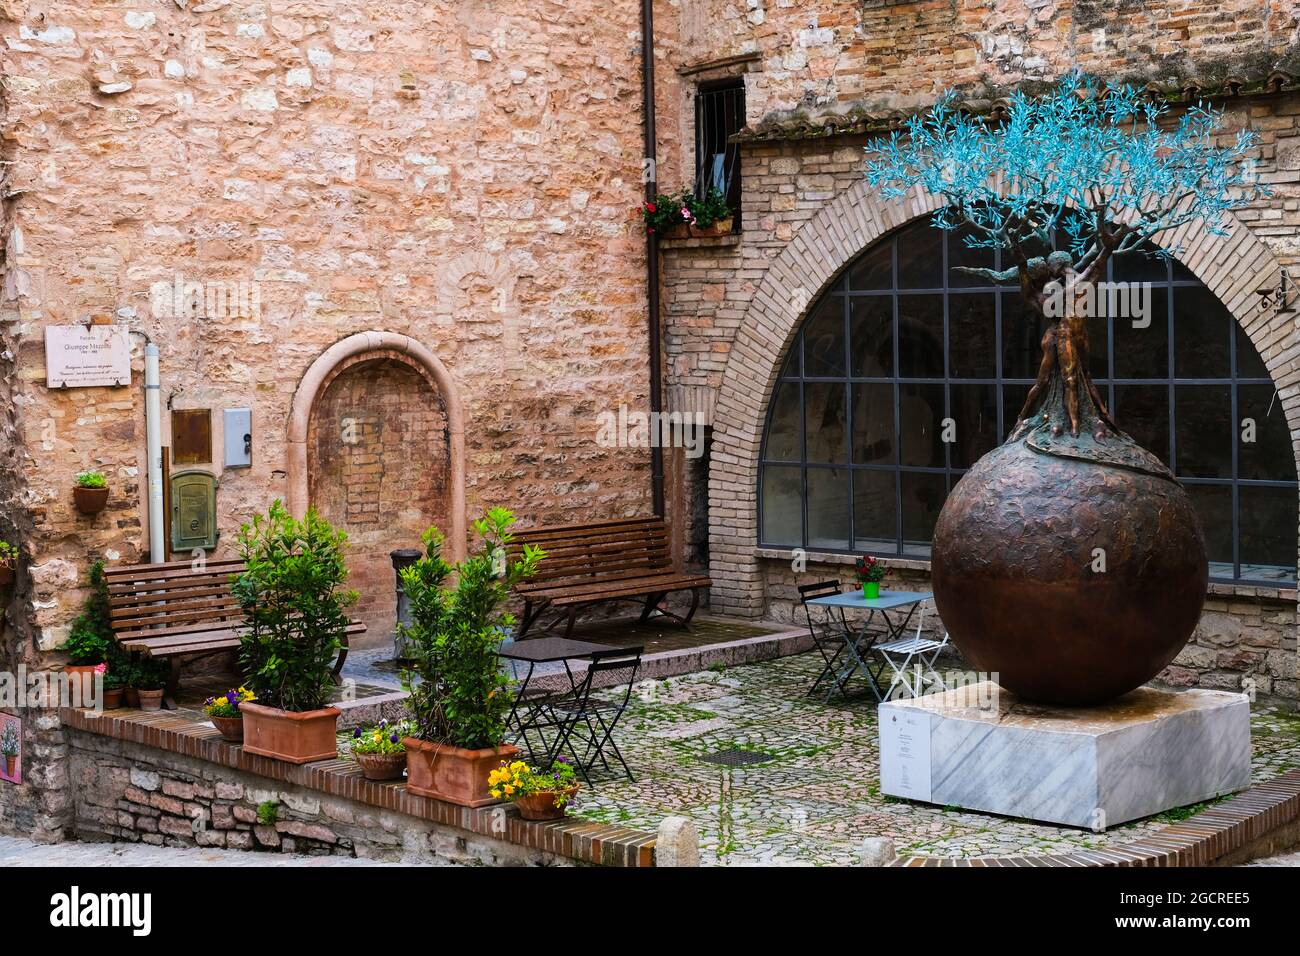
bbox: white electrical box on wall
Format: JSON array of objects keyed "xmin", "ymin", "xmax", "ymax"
[{"xmin": 224, "ymin": 408, "xmax": 252, "ymax": 468}]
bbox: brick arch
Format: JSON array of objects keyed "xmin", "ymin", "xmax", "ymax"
[
  {"xmin": 707, "ymin": 180, "xmax": 1297, "ymax": 617},
  {"xmin": 287, "ymin": 330, "xmax": 466, "ymax": 562}
]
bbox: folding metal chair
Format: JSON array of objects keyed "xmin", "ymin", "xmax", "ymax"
[
  {"xmin": 532, "ymin": 647, "xmax": 643, "ymax": 783},
  {"xmin": 874, "ymin": 604, "xmax": 949, "ymax": 699},
  {"xmin": 799, "ymin": 580, "xmax": 851, "ymax": 697}
]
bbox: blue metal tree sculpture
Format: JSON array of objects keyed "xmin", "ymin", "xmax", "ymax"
[
  {"xmin": 864, "ymin": 75, "xmax": 1272, "ymax": 705},
  {"xmin": 866, "ymin": 73, "xmax": 1268, "ymax": 442}
]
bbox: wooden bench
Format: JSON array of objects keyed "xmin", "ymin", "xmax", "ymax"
[
  {"xmin": 509, "ymin": 517, "xmax": 711, "ymax": 638},
  {"xmin": 105, "ymin": 558, "xmax": 365, "ymax": 707}
]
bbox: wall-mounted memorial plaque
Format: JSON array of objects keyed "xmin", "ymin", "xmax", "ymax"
[{"xmin": 44, "ymin": 324, "xmax": 131, "ymax": 388}]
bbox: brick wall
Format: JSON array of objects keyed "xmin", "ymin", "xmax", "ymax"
[{"xmin": 308, "ymin": 352, "xmax": 449, "ymax": 641}]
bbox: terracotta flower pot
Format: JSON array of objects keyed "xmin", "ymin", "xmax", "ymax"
[
  {"xmin": 241, "ymin": 702, "xmax": 339, "ymax": 764},
  {"xmin": 73, "ymin": 486, "xmax": 109, "ymax": 516},
  {"xmin": 403, "ymin": 738, "xmax": 519, "ymax": 807},
  {"xmin": 102, "ymin": 687, "xmax": 124, "ymax": 710},
  {"xmin": 3, "ymin": 755, "xmax": 15, "ymax": 778},
  {"xmin": 514, "ymin": 785, "xmax": 580, "ymax": 821},
  {"xmin": 0, "ymin": 562, "xmax": 13, "ymax": 586},
  {"xmin": 64, "ymin": 664, "xmax": 101, "ymax": 703},
  {"xmin": 125, "ymin": 687, "xmax": 140, "ymax": 708},
  {"xmin": 137, "ymin": 688, "xmax": 164, "ymax": 712},
  {"xmin": 209, "ymin": 715, "xmax": 244, "ymax": 742},
  {"xmin": 690, "ymin": 217, "xmax": 733, "ymax": 238},
  {"xmin": 353, "ymin": 751, "xmax": 406, "ymax": 781},
  {"xmin": 658, "ymin": 223, "xmax": 690, "ymax": 240}
]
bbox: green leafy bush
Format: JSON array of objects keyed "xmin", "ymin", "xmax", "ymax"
[
  {"xmin": 401, "ymin": 508, "xmax": 543, "ymax": 751},
  {"xmin": 74, "ymin": 470, "xmax": 107, "ymax": 489},
  {"xmin": 62, "ymin": 560, "xmax": 116, "ymax": 665},
  {"xmin": 685, "ymin": 186, "xmax": 732, "ymax": 228},
  {"xmin": 0, "ymin": 540, "xmax": 16, "ymax": 564},
  {"xmin": 233, "ymin": 501, "xmax": 356, "ymax": 713},
  {"xmin": 133, "ymin": 657, "xmax": 168, "ymax": 691}
]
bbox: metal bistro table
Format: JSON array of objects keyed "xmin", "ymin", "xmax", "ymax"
[
  {"xmin": 805, "ymin": 589, "xmax": 933, "ymax": 701},
  {"xmin": 497, "ymin": 636, "xmax": 618, "ymax": 762}
]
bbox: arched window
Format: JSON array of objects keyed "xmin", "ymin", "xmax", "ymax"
[{"xmin": 758, "ymin": 214, "xmax": 1298, "ymax": 585}]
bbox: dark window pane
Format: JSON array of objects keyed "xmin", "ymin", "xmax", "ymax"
[
  {"xmin": 1238, "ymin": 384, "xmax": 1291, "ymax": 481},
  {"xmin": 948, "ymin": 294, "xmax": 996, "ymax": 378},
  {"xmin": 851, "ymin": 383, "xmax": 895, "ymax": 465},
  {"xmin": 848, "ymin": 240, "xmax": 892, "ymax": 291},
  {"xmin": 853, "ymin": 469, "xmax": 896, "ymax": 551},
  {"xmin": 1001, "ymin": 292, "xmax": 1051, "ymax": 379},
  {"xmin": 950, "ymin": 384, "xmax": 999, "ymax": 468},
  {"xmin": 803, "ymin": 295, "xmax": 845, "ymax": 377},
  {"xmin": 1114, "ymin": 287, "xmax": 1168, "ymax": 379},
  {"xmin": 1175, "ymin": 385, "xmax": 1231, "ymax": 478},
  {"xmin": 1174, "ymin": 286, "xmax": 1231, "ymax": 379},
  {"xmin": 1236, "ymin": 325, "xmax": 1268, "ymax": 380},
  {"xmin": 897, "ymin": 294, "xmax": 944, "ymax": 377},
  {"xmin": 779, "ymin": 340, "xmax": 800, "ymax": 378},
  {"xmin": 1186, "ymin": 483, "xmax": 1232, "ymax": 567},
  {"xmin": 897, "ymin": 227, "xmax": 944, "ymax": 289},
  {"xmin": 849, "ymin": 296, "xmax": 894, "ymax": 377},
  {"xmin": 1087, "ymin": 313, "xmax": 1108, "ymax": 380},
  {"xmin": 1113, "ymin": 251, "xmax": 1169, "ymax": 283},
  {"xmin": 807, "ymin": 467, "xmax": 850, "ymax": 549},
  {"xmin": 899, "ymin": 383, "xmax": 945, "ymax": 467},
  {"xmin": 804, "ymin": 382, "xmax": 847, "ymax": 464},
  {"xmin": 1003, "ymin": 383, "xmax": 1031, "ymax": 437},
  {"xmin": 948, "ymin": 226, "xmax": 996, "ymax": 288},
  {"xmin": 760, "ymin": 465, "xmax": 803, "ymax": 546},
  {"xmin": 1239, "ymin": 485, "xmax": 1297, "ymax": 581},
  {"xmin": 901, "ymin": 471, "xmax": 946, "ymax": 556},
  {"xmin": 763, "ymin": 381, "xmax": 802, "ymax": 461},
  {"xmin": 1112, "ymin": 385, "xmax": 1170, "ymax": 466},
  {"xmin": 1170, "ymin": 257, "xmax": 1197, "ymax": 283}
]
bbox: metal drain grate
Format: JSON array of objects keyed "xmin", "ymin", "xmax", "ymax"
[{"xmin": 698, "ymin": 748, "xmax": 774, "ymax": 767}]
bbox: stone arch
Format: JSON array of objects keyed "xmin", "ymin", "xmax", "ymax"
[
  {"xmin": 707, "ymin": 180, "xmax": 1297, "ymax": 616},
  {"xmin": 287, "ymin": 331, "xmax": 467, "ymax": 563}
]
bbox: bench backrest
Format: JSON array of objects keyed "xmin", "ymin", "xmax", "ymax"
[
  {"xmin": 510, "ymin": 517, "xmax": 674, "ymax": 589},
  {"xmin": 105, "ymin": 558, "xmax": 248, "ymax": 639}
]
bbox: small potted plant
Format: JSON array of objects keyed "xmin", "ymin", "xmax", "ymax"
[
  {"xmin": 203, "ymin": 686, "xmax": 255, "ymax": 742},
  {"xmin": 489, "ymin": 756, "xmax": 580, "ymax": 821},
  {"xmin": 73, "ymin": 470, "xmax": 110, "ymax": 515},
  {"xmin": 62, "ymin": 560, "xmax": 117, "ymax": 699},
  {"xmin": 400, "ymin": 508, "xmax": 543, "ymax": 807},
  {"xmin": 120, "ymin": 663, "xmax": 140, "ymax": 707},
  {"xmin": 135, "ymin": 658, "xmax": 167, "ymax": 711},
  {"xmin": 686, "ymin": 185, "xmax": 734, "ymax": 237},
  {"xmin": 102, "ymin": 668, "xmax": 126, "ymax": 709},
  {"xmin": 0, "ymin": 540, "xmax": 16, "ymax": 586},
  {"xmin": 855, "ymin": 555, "xmax": 887, "ymax": 601},
  {"xmin": 234, "ymin": 502, "xmax": 356, "ymax": 764},
  {"xmin": 638, "ymin": 192, "xmax": 691, "ymax": 239},
  {"xmin": 0, "ymin": 725, "xmax": 18, "ymax": 779},
  {"xmin": 348, "ymin": 718, "xmax": 412, "ymax": 780}
]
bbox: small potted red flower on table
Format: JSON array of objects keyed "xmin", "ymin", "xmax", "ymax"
[{"xmin": 855, "ymin": 555, "xmax": 887, "ymax": 601}]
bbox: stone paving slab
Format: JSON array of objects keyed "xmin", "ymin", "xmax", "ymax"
[{"xmin": 569, "ymin": 652, "xmax": 1300, "ymax": 866}]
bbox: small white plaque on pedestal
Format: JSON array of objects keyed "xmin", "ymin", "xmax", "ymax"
[{"xmin": 879, "ymin": 708, "xmax": 932, "ymax": 802}]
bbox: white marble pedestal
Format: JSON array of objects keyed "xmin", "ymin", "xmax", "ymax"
[{"xmin": 878, "ymin": 681, "xmax": 1251, "ymax": 829}]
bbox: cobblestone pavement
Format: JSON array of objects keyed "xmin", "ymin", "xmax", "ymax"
[
  {"xmin": 567, "ymin": 653, "xmax": 1300, "ymax": 866},
  {"xmin": 0, "ymin": 834, "xmax": 384, "ymax": 866}
]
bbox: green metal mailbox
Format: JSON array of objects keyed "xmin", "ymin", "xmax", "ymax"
[{"xmin": 170, "ymin": 470, "xmax": 219, "ymax": 552}]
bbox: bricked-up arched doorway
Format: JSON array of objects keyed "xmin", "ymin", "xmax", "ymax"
[{"xmin": 287, "ymin": 331, "xmax": 466, "ymax": 644}]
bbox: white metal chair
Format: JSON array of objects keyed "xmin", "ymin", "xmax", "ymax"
[{"xmin": 874, "ymin": 604, "xmax": 949, "ymax": 699}]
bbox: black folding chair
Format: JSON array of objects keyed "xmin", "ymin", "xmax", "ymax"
[
  {"xmin": 799, "ymin": 580, "xmax": 851, "ymax": 697},
  {"xmin": 539, "ymin": 647, "xmax": 643, "ymax": 783}
]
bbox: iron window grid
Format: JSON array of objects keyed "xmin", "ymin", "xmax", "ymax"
[
  {"xmin": 693, "ymin": 80, "xmax": 744, "ymax": 227},
  {"xmin": 757, "ymin": 221, "xmax": 1296, "ymax": 586}
]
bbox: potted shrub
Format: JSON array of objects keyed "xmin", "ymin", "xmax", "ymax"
[
  {"xmin": 102, "ymin": 669, "xmax": 126, "ymax": 709},
  {"xmin": 234, "ymin": 501, "xmax": 356, "ymax": 764},
  {"xmin": 121, "ymin": 663, "xmax": 140, "ymax": 708},
  {"xmin": 400, "ymin": 508, "xmax": 543, "ymax": 807},
  {"xmin": 73, "ymin": 470, "xmax": 110, "ymax": 516},
  {"xmin": 638, "ymin": 192, "xmax": 691, "ymax": 240},
  {"xmin": 203, "ymin": 686, "xmax": 255, "ymax": 742},
  {"xmin": 135, "ymin": 658, "xmax": 167, "ymax": 711},
  {"xmin": 489, "ymin": 756, "xmax": 580, "ymax": 821},
  {"xmin": 61, "ymin": 560, "xmax": 120, "ymax": 701},
  {"xmin": 686, "ymin": 186, "xmax": 734, "ymax": 237},
  {"xmin": 0, "ymin": 725, "xmax": 17, "ymax": 779},
  {"xmin": 0, "ymin": 540, "xmax": 16, "ymax": 586},
  {"xmin": 855, "ymin": 555, "xmax": 887, "ymax": 600},
  {"xmin": 348, "ymin": 718, "xmax": 413, "ymax": 781}
]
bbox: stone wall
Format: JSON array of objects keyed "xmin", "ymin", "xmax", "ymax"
[{"xmin": 68, "ymin": 729, "xmax": 579, "ymax": 864}]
